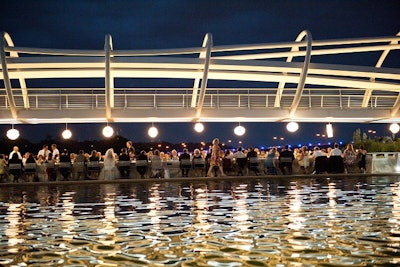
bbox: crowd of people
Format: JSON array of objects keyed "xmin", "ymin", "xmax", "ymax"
[{"xmin": 0, "ymin": 138, "xmax": 368, "ymax": 182}]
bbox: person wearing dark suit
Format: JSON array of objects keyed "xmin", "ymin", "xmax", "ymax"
[
  {"xmin": 8, "ymin": 152, "xmax": 23, "ymax": 182},
  {"xmin": 279, "ymin": 145, "xmax": 294, "ymax": 175},
  {"xmin": 179, "ymin": 148, "xmax": 191, "ymax": 177},
  {"xmin": 59, "ymin": 149, "xmax": 72, "ymax": 181},
  {"xmin": 118, "ymin": 148, "xmax": 131, "ymax": 178}
]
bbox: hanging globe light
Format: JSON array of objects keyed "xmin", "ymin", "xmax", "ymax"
[
  {"xmin": 7, "ymin": 127, "xmax": 20, "ymax": 140},
  {"xmin": 62, "ymin": 129, "xmax": 72, "ymax": 139},
  {"xmin": 148, "ymin": 126, "xmax": 158, "ymax": 138},
  {"xmin": 62, "ymin": 123, "xmax": 72, "ymax": 139},
  {"xmin": 102, "ymin": 125, "xmax": 114, "ymax": 138},
  {"xmin": 194, "ymin": 122, "xmax": 204, "ymax": 133},
  {"xmin": 389, "ymin": 123, "xmax": 400, "ymax": 134},
  {"xmin": 286, "ymin": 122, "xmax": 299, "ymax": 132},
  {"xmin": 234, "ymin": 125, "xmax": 246, "ymax": 136}
]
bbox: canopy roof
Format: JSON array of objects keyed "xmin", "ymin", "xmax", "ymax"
[{"xmin": 1, "ymin": 31, "xmax": 399, "ymax": 125}]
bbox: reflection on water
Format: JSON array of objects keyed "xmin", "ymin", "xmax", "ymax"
[{"xmin": 0, "ymin": 176, "xmax": 400, "ymax": 266}]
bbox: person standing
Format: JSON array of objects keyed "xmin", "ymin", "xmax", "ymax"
[
  {"xmin": 51, "ymin": 144, "xmax": 60, "ymax": 160},
  {"xmin": 357, "ymin": 145, "xmax": 367, "ymax": 173},
  {"xmin": 38, "ymin": 144, "xmax": 50, "ymax": 160},
  {"xmin": 207, "ymin": 138, "xmax": 226, "ymax": 177},
  {"xmin": 343, "ymin": 144, "xmax": 356, "ymax": 173},
  {"xmin": 126, "ymin": 141, "xmax": 135, "ymax": 160}
]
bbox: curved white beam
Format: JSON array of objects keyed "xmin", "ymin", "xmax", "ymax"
[
  {"xmin": 363, "ymin": 32, "xmax": 400, "ymax": 108},
  {"xmin": 275, "ymin": 30, "xmax": 310, "ymax": 108},
  {"xmin": 2, "ymin": 32, "xmax": 29, "ymax": 109},
  {"xmin": 0, "ymin": 32, "xmax": 18, "ymax": 119},
  {"xmin": 195, "ymin": 33, "xmax": 213, "ymax": 119},
  {"xmin": 104, "ymin": 34, "xmax": 114, "ymax": 121},
  {"xmin": 289, "ymin": 30, "xmax": 312, "ymax": 118},
  {"xmin": 191, "ymin": 33, "xmax": 210, "ymax": 107}
]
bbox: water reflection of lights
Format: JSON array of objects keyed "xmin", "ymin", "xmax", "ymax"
[
  {"xmin": 232, "ymin": 184, "xmax": 250, "ymax": 232},
  {"xmin": 60, "ymin": 192, "xmax": 76, "ymax": 240},
  {"xmin": 390, "ymin": 181, "xmax": 400, "ymax": 224},
  {"xmin": 327, "ymin": 182, "xmax": 338, "ymax": 219},
  {"xmin": 287, "ymin": 182, "xmax": 305, "ymax": 230},
  {"xmin": 194, "ymin": 185, "xmax": 211, "ymax": 232},
  {"xmin": 5, "ymin": 203, "xmax": 26, "ymax": 252},
  {"xmin": 148, "ymin": 184, "xmax": 162, "ymax": 231},
  {"xmin": 98, "ymin": 185, "xmax": 119, "ymax": 246}
]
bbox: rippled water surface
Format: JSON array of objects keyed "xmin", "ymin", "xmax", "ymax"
[{"xmin": 0, "ymin": 176, "xmax": 400, "ymax": 266}]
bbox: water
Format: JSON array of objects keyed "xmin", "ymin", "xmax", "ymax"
[{"xmin": 0, "ymin": 175, "xmax": 399, "ymax": 266}]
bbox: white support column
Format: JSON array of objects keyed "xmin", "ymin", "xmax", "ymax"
[
  {"xmin": 0, "ymin": 32, "xmax": 18, "ymax": 120},
  {"xmin": 289, "ymin": 30, "xmax": 312, "ymax": 118},
  {"xmin": 104, "ymin": 34, "xmax": 114, "ymax": 121},
  {"xmin": 195, "ymin": 33, "xmax": 213, "ymax": 119}
]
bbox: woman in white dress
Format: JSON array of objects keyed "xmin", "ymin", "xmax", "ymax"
[{"xmin": 99, "ymin": 148, "xmax": 120, "ymax": 180}]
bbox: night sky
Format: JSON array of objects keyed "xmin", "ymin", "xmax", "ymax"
[{"xmin": 1, "ymin": 0, "xmax": 399, "ymax": 148}]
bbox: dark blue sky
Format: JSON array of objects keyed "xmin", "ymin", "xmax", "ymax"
[{"xmin": 1, "ymin": 0, "xmax": 399, "ymax": 147}]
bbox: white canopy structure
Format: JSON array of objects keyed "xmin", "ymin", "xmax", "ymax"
[{"xmin": 1, "ymin": 30, "xmax": 399, "ymax": 126}]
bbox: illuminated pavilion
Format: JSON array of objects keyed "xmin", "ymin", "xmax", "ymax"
[{"xmin": 1, "ymin": 30, "xmax": 399, "ymax": 136}]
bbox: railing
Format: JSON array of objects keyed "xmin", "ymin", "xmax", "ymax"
[
  {"xmin": 0, "ymin": 87, "xmax": 397, "ymax": 110},
  {"xmin": 368, "ymin": 152, "xmax": 400, "ymax": 173}
]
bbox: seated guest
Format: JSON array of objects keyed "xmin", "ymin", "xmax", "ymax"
[
  {"xmin": 59, "ymin": 149, "xmax": 72, "ymax": 181},
  {"xmin": 170, "ymin": 149, "xmax": 179, "ymax": 161},
  {"xmin": 223, "ymin": 150, "xmax": 234, "ymax": 175},
  {"xmin": 0, "ymin": 154, "xmax": 6, "ymax": 182},
  {"xmin": 179, "ymin": 148, "xmax": 191, "ymax": 177},
  {"xmin": 118, "ymin": 148, "xmax": 131, "ymax": 178},
  {"xmin": 279, "ymin": 145, "xmax": 294, "ymax": 175},
  {"xmin": 87, "ymin": 150, "xmax": 100, "ymax": 179},
  {"xmin": 265, "ymin": 147, "xmax": 278, "ymax": 175},
  {"xmin": 35, "ymin": 154, "xmax": 47, "ymax": 182},
  {"xmin": 312, "ymin": 146, "xmax": 328, "ymax": 174},
  {"xmin": 24, "ymin": 153, "xmax": 37, "ymax": 182},
  {"xmin": 73, "ymin": 150, "xmax": 87, "ymax": 180},
  {"xmin": 150, "ymin": 149, "xmax": 163, "ymax": 178},
  {"xmin": 297, "ymin": 146, "xmax": 311, "ymax": 174},
  {"xmin": 8, "ymin": 152, "xmax": 23, "ymax": 183},
  {"xmin": 136, "ymin": 150, "xmax": 148, "ymax": 178},
  {"xmin": 226, "ymin": 146, "xmax": 247, "ymax": 176},
  {"xmin": 9, "ymin": 146, "xmax": 22, "ymax": 160},
  {"xmin": 99, "ymin": 148, "xmax": 120, "ymax": 180},
  {"xmin": 192, "ymin": 149, "xmax": 205, "ymax": 177},
  {"xmin": 45, "ymin": 153, "xmax": 57, "ymax": 181},
  {"xmin": 328, "ymin": 143, "xmax": 344, "ymax": 173},
  {"xmin": 247, "ymin": 147, "xmax": 260, "ymax": 176}
]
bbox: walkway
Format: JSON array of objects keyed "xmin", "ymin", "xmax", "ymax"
[{"xmin": 1, "ymin": 31, "xmax": 400, "ymax": 125}]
